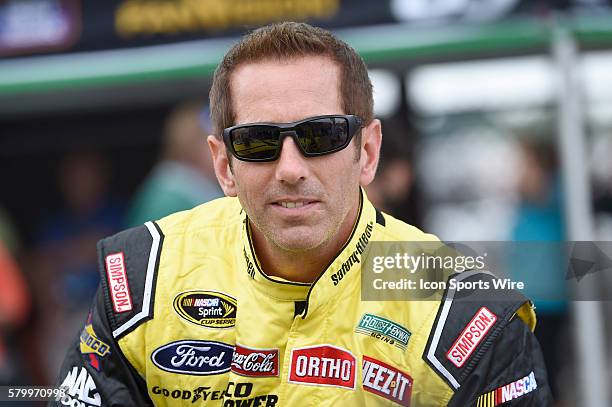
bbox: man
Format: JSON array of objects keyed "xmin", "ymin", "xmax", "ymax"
[{"xmin": 53, "ymin": 22, "xmax": 551, "ymax": 406}]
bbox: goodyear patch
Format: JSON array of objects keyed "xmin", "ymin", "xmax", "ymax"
[
  {"xmin": 173, "ymin": 291, "xmax": 237, "ymax": 329},
  {"xmin": 79, "ymin": 324, "xmax": 111, "ymax": 358},
  {"xmin": 355, "ymin": 314, "xmax": 411, "ymax": 350}
]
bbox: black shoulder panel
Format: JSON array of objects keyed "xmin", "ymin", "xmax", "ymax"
[
  {"xmin": 375, "ymin": 208, "xmax": 386, "ymax": 227},
  {"xmin": 422, "ymin": 270, "xmax": 530, "ymax": 390},
  {"xmin": 446, "ymin": 315, "xmax": 552, "ymax": 407},
  {"xmin": 96, "ymin": 221, "xmax": 164, "ymax": 340}
]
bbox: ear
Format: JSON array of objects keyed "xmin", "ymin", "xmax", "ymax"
[
  {"xmin": 207, "ymin": 135, "xmax": 237, "ymax": 197},
  {"xmin": 359, "ymin": 119, "xmax": 382, "ymax": 186}
]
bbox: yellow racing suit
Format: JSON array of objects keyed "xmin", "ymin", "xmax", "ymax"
[{"xmin": 52, "ymin": 192, "xmax": 551, "ymax": 406}]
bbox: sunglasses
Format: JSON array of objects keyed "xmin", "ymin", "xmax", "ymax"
[{"xmin": 223, "ymin": 114, "xmax": 363, "ymax": 162}]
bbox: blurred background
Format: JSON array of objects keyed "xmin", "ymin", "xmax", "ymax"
[{"xmin": 1, "ymin": 0, "xmax": 612, "ymax": 406}]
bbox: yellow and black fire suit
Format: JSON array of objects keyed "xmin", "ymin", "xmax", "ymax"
[{"xmin": 52, "ymin": 191, "xmax": 551, "ymax": 406}]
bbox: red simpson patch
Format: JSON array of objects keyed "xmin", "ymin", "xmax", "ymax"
[
  {"xmin": 446, "ymin": 307, "xmax": 497, "ymax": 368},
  {"xmin": 289, "ymin": 345, "xmax": 356, "ymax": 389},
  {"xmin": 231, "ymin": 344, "xmax": 279, "ymax": 377},
  {"xmin": 105, "ymin": 252, "xmax": 133, "ymax": 313},
  {"xmin": 362, "ymin": 356, "xmax": 413, "ymax": 406}
]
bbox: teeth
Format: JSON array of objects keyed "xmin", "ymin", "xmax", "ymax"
[{"xmin": 280, "ymin": 201, "xmax": 307, "ymax": 208}]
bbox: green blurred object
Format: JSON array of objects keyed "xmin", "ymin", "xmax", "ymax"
[
  {"xmin": 0, "ymin": 207, "xmax": 20, "ymax": 254},
  {"xmin": 3, "ymin": 14, "xmax": 612, "ymax": 97},
  {"xmin": 125, "ymin": 161, "xmax": 222, "ymax": 227}
]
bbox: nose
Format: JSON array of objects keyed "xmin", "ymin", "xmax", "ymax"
[{"xmin": 274, "ymin": 135, "xmax": 309, "ymax": 184}]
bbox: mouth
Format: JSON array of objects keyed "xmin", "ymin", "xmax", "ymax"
[
  {"xmin": 270, "ymin": 198, "xmax": 320, "ymax": 214},
  {"xmin": 277, "ymin": 201, "xmax": 314, "ymax": 209}
]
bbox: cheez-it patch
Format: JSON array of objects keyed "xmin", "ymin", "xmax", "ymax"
[
  {"xmin": 362, "ymin": 356, "xmax": 413, "ymax": 406},
  {"xmin": 105, "ymin": 252, "xmax": 133, "ymax": 313}
]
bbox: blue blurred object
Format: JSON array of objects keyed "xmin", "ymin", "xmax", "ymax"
[{"xmin": 511, "ymin": 180, "xmax": 567, "ymax": 313}]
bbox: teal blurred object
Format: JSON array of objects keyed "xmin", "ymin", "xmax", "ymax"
[
  {"xmin": 511, "ymin": 180, "xmax": 567, "ymax": 313},
  {"xmin": 125, "ymin": 161, "xmax": 222, "ymax": 228}
]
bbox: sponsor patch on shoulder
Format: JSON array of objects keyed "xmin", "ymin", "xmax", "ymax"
[
  {"xmin": 80, "ymin": 324, "xmax": 110, "ymax": 358},
  {"xmin": 105, "ymin": 252, "xmax": 133, "ymax": 313},
  {"xmin": 355, "ymin": 314, "xmax": 411, "ymax": 350},
  {"xmin": 173, "ymin": 291, "xmax": 237, "ymax": 328},
  {"xmin": 60, "ymin": 366, "xmax": 101, "ymax": 407},
  {"xmin": 151, "ymin": 340, "xmax": 233, "ymax": 375},
  {"xmin": 362, "ymin": 356, "xmax": 413, "ymax": 406},
  {"xmin": 232, "ymin": 344, "xmax": 279, "ymax": 377},
  {"xmin": 80, "ymin": 320, "xmax": 110, "ymax": 370},
  {"xmin": 288, "ymin": 345, "xmax": 356, "ymax": 389},
  {"xmin": 446, "ymin": 306, "xmax": 497, "ymax": 368},
  {"xmin": 477, "ymin": 371, "xmax": 538, "ymax": 406}
]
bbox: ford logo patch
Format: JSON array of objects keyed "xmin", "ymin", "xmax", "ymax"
[{"xmin": 151, "ymin": 340, "xmax": 233, "ymax": 375}]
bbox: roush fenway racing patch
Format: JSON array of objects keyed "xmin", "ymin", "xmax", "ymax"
[
  {"xmin": 105, "ymin": 252, "xmax": 133, "ymax": 313},
  {"xmin": 362, "ymin": 356, "xmax": 413, "ymax": 406},
  {"xmin": 231, "ymin": 344, "xmax": 279, "ymax": 377},
  {"xmin": 446, "ymin": 307, "xmax": 497, "ymax": 368},
  {"xmin": 288, "ymin": 345, "xmax": 356, "ymax": 389},
  {"xmin": 476, "ymin": 371, "xmax": 538, "ymax": 406}
]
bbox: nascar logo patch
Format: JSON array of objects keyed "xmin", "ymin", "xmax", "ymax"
[
  {"xmin": 476, "ymin": 371, "xmax": 538, "ymax": 406},
  {"xmin": 173, "ymin": 291, "xmax": 237, "ymax": 329}
]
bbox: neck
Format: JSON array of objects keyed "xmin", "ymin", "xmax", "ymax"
[{"xmin": 250, "ymin": 198, "xmax": 360, "ymax": 284}]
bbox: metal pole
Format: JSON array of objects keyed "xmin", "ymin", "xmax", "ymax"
[{"xmin": 553, "ymin": 24, "xmax": 609, "ymax": 407}]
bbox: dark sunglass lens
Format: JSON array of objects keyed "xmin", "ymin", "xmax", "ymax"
[
  {"xmin": 296, "ymin": 117, "xmax": 349, "ymax": 154},
  {"xmin": 231, "ymin": 126, "xmax": 280, "ymax": 160}
]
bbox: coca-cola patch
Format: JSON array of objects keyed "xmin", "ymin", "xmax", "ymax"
[
  {"xmin": 151, "ymin": 340, "xmax": 233, "ymax": 376},
  {"xmin": 231, "ymin": 344, "xmax": 279, "ymax": 377},
  {"xmin": 288, "ymin": 345, "xmax": 356, "ymax": 390}
]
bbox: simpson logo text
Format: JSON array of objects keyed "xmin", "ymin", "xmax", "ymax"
[
  {"xmin": 105, "ymin": 252, "xmax": 133, "ymax": 313},
  {"xmin": 446, "ymin": 307, "xmax": 497, "ymax": 368}
]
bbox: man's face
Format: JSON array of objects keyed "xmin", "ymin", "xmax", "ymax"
[{"xmin": 210, "ymin": 56, "xmax": 380, "ymax": 253}]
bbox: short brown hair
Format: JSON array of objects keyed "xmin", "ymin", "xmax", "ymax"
[{"xmin": 209, "ymin": 22, "xmax": 373, "ymax": 138}]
